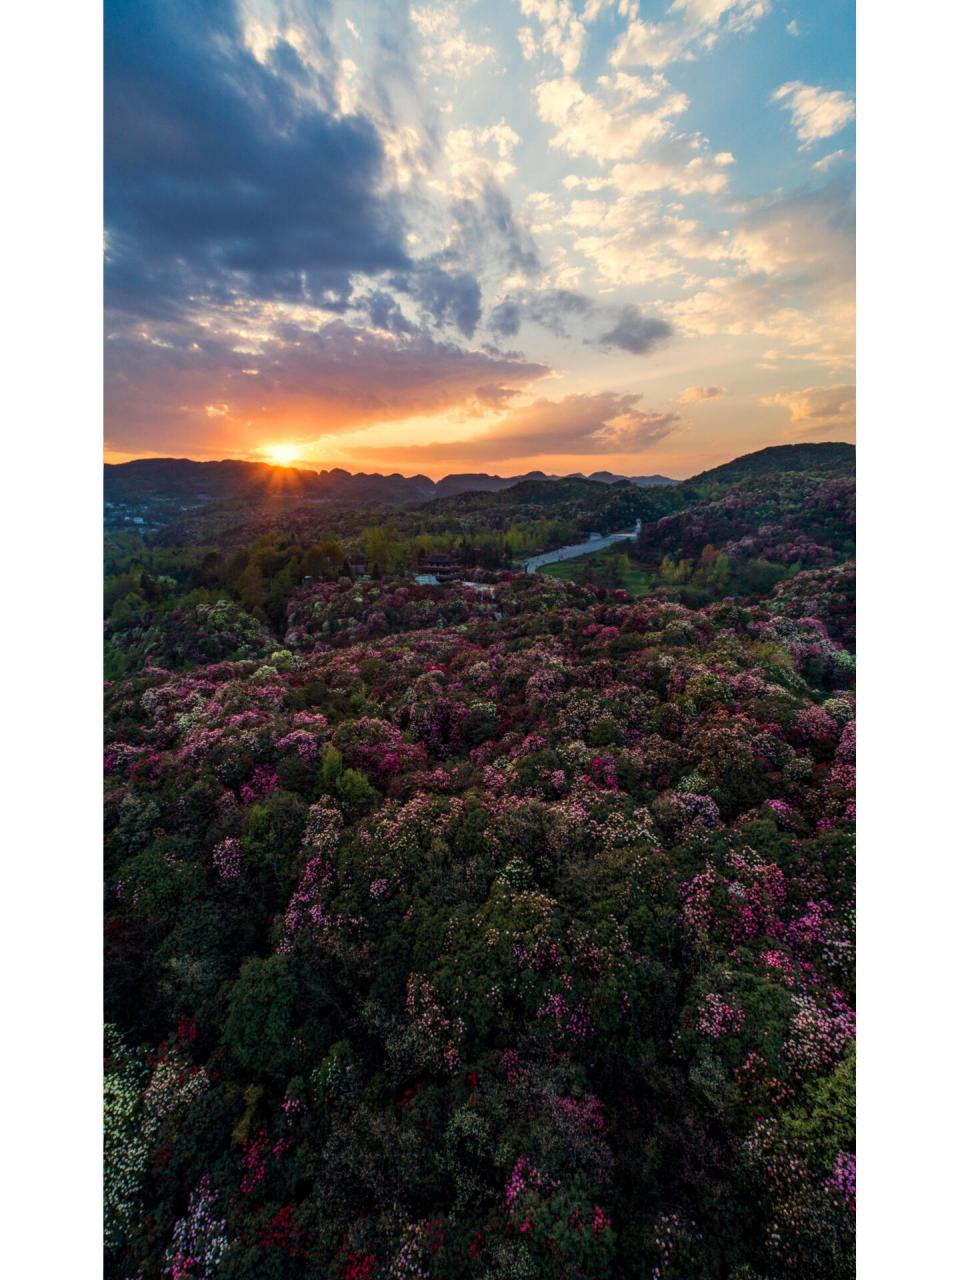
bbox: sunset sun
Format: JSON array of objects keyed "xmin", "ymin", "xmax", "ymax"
[{"xmin": 262, "ymin": 443, "xmax": 301, "ymax": 467}]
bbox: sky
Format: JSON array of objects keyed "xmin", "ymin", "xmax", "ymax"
[{"xmin": 104, "ymin": 0, "xmax": 855, "ymax": 480}]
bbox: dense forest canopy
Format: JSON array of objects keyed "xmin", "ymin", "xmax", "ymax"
[{"xmin": 105, "ymin": 444, "xmax": 855, "ymax": 1279}]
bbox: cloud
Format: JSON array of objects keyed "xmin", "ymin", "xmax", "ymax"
[
  {"xmin": 426, "ymin": 136, "xmax": 543, "ymax": 308},
  {"xmin": 105, "ymin": 0, "xmax": 411, "ymax": 318},
  {"xmin": 608, "ymin": 136, "xmax": 734, "ymax": 196},
  {"xmin": 529, "ymin": 289, "xmax": 594, "ymax": 334},
  {"xmin": 446, "ymin": 122, "xmax": 521, "ymax": 184},
  {"xmin": 354, "ymin": 391, "xmax": 684, "ymax": 464},
  {"xmin": 612, "ymin": 1, "xmax": 771, "ymax": 70},
  {"xmin": 447, "ymin": 180, "xmax": 541, "ymax": 278},
  {"xmin": 597, "ymin": 306, "xmax": 674, "ymax": 354},
  {"xmin": 490, "ymin": 289, "xmax": 673, "ymax": 356},
  {"xmin": 729, "ymin": 179, "xmax": 854, "ymax": 278},
  {"xmin": 677, "ymin": 385, "xmax": 728, "ymax": 404},
  {"xmin": 667, "ymin": 178, "xmax": 855, "ymax": 368},
  {"xmin": 535, "ymin": 70, "xmax": 734, "ymax": 292},
  {"xmin": 610, "ymin": 20, "xmax": 688, "ymax": 70},
  {"xmin": 517, "ymin": 1, "xmax": 587, "ymax": 75},
  {"xmin": 410, "ymin": 4, "xmax": 495, "ymax": 76},
  {"xmin": 562, "ymin": 197, "xmax": 734, "ymax": 286},
  {"xmin": 812, "ymin": 149, "xmax": 848, "ymax": 173},
  {"xmin": 104, "ymin": 0, "xmax": 544, "ymax": 421},
  {"xmin": 104, "ymin": 312, "xmax": 550, "ymax": 457},
  {"xmin": 398, "ymin": 266, "xmax": 483, "ymax": 338},
  {"xmin": 489, "ymin": 288, "xmax": 594, "ymax": 339},
  {"xmin": 384, "ymin": 178, "xmax": 541, "ymax": 340},
  {"xmin": 536, "ymin": 73, "xmax": 689, "ymax": 161},
  {"xmin": 773, "ymin": 82, "xmax": 855, "ymax": 147},
  {"xmin": 762, "ymin": 384, "xmax": 856, "ymax": 436},
  {"xmin": 488, "ymin": 299, "xmax": 524, "ymax": 339},
  {"xmin": 360, "ymin": 290, "xmax": 418, "ymax": 335},
  {"xmin": 672, "ymin": 0, "xmax": 770, "ymax": 27},
  {"xmin": 104, "ymin": 0, "xmax": 856, "ymax": 470}
]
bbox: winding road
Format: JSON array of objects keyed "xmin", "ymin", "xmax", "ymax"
[{"xmin": 523, "ymin": 522, "xmax": 641, "ymax": 574}]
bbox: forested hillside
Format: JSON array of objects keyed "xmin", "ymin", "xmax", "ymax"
[{"xmin": 542, "ymin": 447, "xmax": 854, "ymax": 610}]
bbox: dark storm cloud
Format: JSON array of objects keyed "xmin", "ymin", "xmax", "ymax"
[
  {"xmin": 398, "ymin": 266, "xmax": 483, "ymax": 338},
  {"xmin": 489, "ymin": 289, "xmax": 594, "ymax": 339},
  {"xmin": 104, "ymin": 0, "xmax": 410, "ymax": 317},
  {"xmin": 488, "ymin": 291, "xmax": 669, "ymax": 355},
  {"xmin": 597, "ymin": 305, "xmax": 674, "ymax": 354},
  {"xmin": 361, "ymin": 290, "xmax": 418, "ymax": 335},
  {"xmin": 489, "ymin": 300, "xmax": 523, "ymax": 339},
  {"xmin": 529, "ymin": 289, "xmax": 594, "ymax": 335}
]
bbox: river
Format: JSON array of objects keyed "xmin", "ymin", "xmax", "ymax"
[{"xmin": 523, "ymin": 522, "xmax": 641, "ymax": 574}]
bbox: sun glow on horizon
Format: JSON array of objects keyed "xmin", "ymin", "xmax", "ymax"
[{"xmin": 261, "ymin": 443, "xmax": 302, "ymax": 467}]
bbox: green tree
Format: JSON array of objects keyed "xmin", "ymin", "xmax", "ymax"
[
  {"xmin": 303, "ymin": 539, "xmax": 346, "ymax": 580},
  {"xmin": 335, "ymin": 767, "xmax": 378, "ymax": 820},
  {"xmin": 223, "ymin": 955, "xmax": 295, "ymax": 1078},
  {"xmin": 235, "ymin": 562, "xmax": 266, "ymax": 614}
]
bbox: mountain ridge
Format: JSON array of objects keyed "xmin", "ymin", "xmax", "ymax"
[
  {"xmin": 687, "ymin": 441, "xmax": 855, "ymax": 488},
  {"xmin": 104, "ymin": 457, "xmax": 682, "ymax": 507}
]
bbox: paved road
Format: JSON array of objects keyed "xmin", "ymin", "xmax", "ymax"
[{"xmin": 523, "ymin": 525, "xmax": 640, "ymax": 574}]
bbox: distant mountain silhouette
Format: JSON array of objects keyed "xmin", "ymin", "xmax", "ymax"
[
  {"xmin": 585, "ymin": 470, "xmax": 679, "ymax": 487},
  {"xmin": 104, "ymin": 458, "xmax": 436, "ymax": 506},
  {"xmin": 104, "ymin": 457, "xmax": 679, "ymax": 507},
  {"xmin": 433, "ymin": 471, "xmax": 549, "ymax": 498}
]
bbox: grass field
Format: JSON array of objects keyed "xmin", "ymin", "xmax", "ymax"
[{"xmin": 540, "ymin": 552, "xmax": 653, "ymax": 595}]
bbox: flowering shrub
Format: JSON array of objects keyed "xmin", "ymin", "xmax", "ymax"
[
  {"xmin": 162, "ymin": 1176, "xmax": 229, "ymax": 1280},
  {"xmin": 109, "ymin": 598, "xmax": 274, "ymax": 673}
]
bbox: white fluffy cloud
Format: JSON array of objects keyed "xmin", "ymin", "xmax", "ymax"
[
  {"xmin": 673, "ymin": 0, "xmax": 770, "ymax": 27},
  {"xmin": 773, "ymin": 82, "xmax": 855, "ymax": 147},
  {"xmin": 536, "ymin": 69, "xmax": 734, "ymax": 204},
  {"xmin": 518, "ymin": 0, "xmax": 587, "ymax": 74},
  {"xmin": 535, "ymin": 61, "xmax": 734, "ymax": 291},
  {"xmin": 610, "ymin": 141, "xmax": 733, "ymax": 196},
  {"xmin": 568, "ymin": 200, "xmax": 734, "ymax": 285},
  {"xmin": 410, "ymin": 4, "xmax": 495, "ymax": 76},
  {"xmin": 529, "ymin": 25, "xmax": 741, "ymax": 299},
  {"xmin": 536, "ymin": 74, "xmax": 688, "ymax": 160},
  {"xmin": 446, "ymin": 122, "xmax": 522, "ymax": 185},
  {"xmin": 612, "ymin": 0, "xmax": 771, "ymax": 69},
  {"xmin": 611, "ymin": 19, "xmax": 688, "ymax": 69}
]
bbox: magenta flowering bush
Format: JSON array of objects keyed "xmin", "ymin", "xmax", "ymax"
[{"xmin": 769, "ymin": 562, "xmax": 856, "ymax": 651}]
